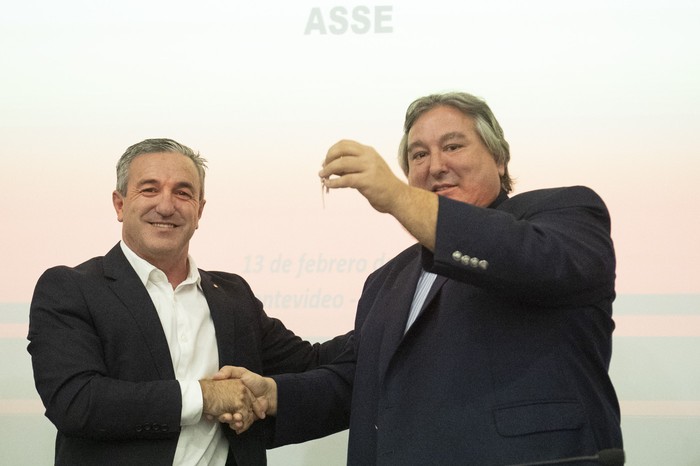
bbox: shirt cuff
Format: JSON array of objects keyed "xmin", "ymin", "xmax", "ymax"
[{"xmin": 180, "ymin": 380, "xmax": 204, "ymax": 426}]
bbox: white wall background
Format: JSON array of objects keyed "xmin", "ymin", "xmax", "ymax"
[{"xmin": 1, "ymin": 1, "xmax": 699, "ymax": 464}]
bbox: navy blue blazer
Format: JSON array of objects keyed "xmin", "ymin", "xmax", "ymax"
[
  {"xmin": 272, "ymin": 186, "xmax": 623, "ymax": 465},
  {"xmin": 28, "ymin": 244, "xmax": 347, "ymax": 466}
]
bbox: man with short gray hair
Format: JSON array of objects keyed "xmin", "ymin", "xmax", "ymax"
[{"xmin": 28, "ymin": 138, "xmax": 347, "ymax": 466}]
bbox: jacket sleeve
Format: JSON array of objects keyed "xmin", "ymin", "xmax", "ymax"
[
  {"xmin": 424, "ymin": 186, "xmax": 616, "ymax": 306},
  {"xmin": 214, "ymin": 271, "xmax": 353, "ymax": 376},
  {"xmin": 268, "ymin": 334, "xmax": 355, "ymax": 446},
  {"xmin": 258, "ymin": 317, "xmax": 353, "ymax": 376},
  {"xmin": 27, "ymin": 266, "xmax": 182, "ymax": 440},
  {"xmin": 203, "ymin": 271, "xmax": 355, "ymax": 449}
]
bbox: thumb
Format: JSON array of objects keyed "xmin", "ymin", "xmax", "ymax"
[{"xmin": 212, "ymin": 365, "xmax": 249, "ymax": 380}]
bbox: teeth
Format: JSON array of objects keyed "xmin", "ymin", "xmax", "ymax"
[{"xmin": 152, "ymin": 223, "xmax": 175, "ymax": 228}]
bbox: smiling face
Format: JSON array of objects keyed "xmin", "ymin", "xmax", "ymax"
[
  {"xmin": 406, "ymin": 105, "xmax": 504, "ymax": 207},
  {"xmin": 112, "ymin": 151, "xmax": 205, "ymax": 270}
]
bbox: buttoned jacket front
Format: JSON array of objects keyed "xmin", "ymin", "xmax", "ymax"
[
  {"xmin": 273, "ymin": 186, "xmax": 623, "ymax": 465},
  {"xmin": 28, "ymin": 244, "xmax": 344, "ymax": 466}
]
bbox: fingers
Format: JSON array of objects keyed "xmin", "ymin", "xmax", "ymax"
[
  {"xmin": 212, "ymin": 365, "xmax": 248, "ymax": 381},
  {"xmin": 203, "ymin": 366, "xmax": 275, "ymax": 435},
  {"xmin": 216, "ymin": 398, "xmax": 265, "ymax": 435},
  {"xmin": 251, "ymin": 396, "xmax": 268, "ymax": 419},
  {"xmin": 324, "ymin": 139, "xmax": 363, "ymax": 165},
  {"xmin": 217, "ymin": 412, "xmax": 234, "ymax": 423},
  {"xmin": 317, "ymin": 139, "xmax": 402, "ymax": 214},
  {"xmin": 222, "ymin": 412, "xmax": 246, "ymax": 435},
  {"xmin": 213, "ymin": 386, "xmax": 260, "ymax": 435},
  {"xmin": 318, "ymin": 157, "xmax": 350, "ymax": 182},
  {"xmin": 242, "ymin": 383, "xmax": 266, "ymax": 421},
  {"xmin": 201, "ymin": 378, "xmax": 253, "ymax": 418},
  {"xmin": 319, "ymin": 140, "xmax": 365, "ymax": 179},
  {"xmin": 234, "ymin": 387, "xmax": 253, "ymax": 425}
]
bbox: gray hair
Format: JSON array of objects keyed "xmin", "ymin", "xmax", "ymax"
[
  {"xmin": 115, "ymin": 138, "xmax": 207, "ymax": 199},
  {"xmin": 398, "ymin": 92, "xmax": 512, "ymax": 193}
]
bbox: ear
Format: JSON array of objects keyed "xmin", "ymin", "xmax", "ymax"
[
  {"xmin": 498, "ymin": 162, "xmax": 506, "ymax": 177},
  {"xmin": 112, "ymin": 191, "xmax": 125, "ymax": 222},
  {"xmin": 195, "ymin": 199, "xmax": 206, "ymax": 229}
]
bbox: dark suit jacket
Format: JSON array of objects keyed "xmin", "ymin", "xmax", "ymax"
[
  {"xmin": 272, "ymin": 186, "xmax": 623, "ymax": 465},
  {"xmin": 27, "ymin": 244, "xmax": 347, "ymax": 466}
]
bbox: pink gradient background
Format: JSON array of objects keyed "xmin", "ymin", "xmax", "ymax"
[
  {"xmin": 2, "ymin": 123, "xmax": 698, "ymax": 336},
  {"xmin": 2, "ymin": 4, "xmax": 698, "ymax": 336},
  {"xmin": 1, "ymin": 3, "xmax": 699, "ymax": 464}
]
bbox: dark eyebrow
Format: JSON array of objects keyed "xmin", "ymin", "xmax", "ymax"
[
  {"xmin": 135, "ymin": 179, "xmax": 159, "ymax": 188},
  {"xmin": 406, "ymin": 140, "xmax": 427, "ymax": 154},
  {"xmin": 173, "ymin": 181, "xmax": 196, "ymax": 192},
  {"xmin": 439, "ymin": 132, "xmax": 467, "ymax": 144},
  {"xmin": 407, "ymin": 132, "xmax": 468, "ymax": 153},
  {"xmin": 135, "ymin": 179, "xmax": 196, "ymax": 193}
]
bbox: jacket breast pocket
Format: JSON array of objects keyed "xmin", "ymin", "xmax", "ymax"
[{"xmin": 494, "ymin": 400, "xmax": 585, "ymax": 437}]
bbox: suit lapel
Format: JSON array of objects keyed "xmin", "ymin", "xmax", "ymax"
[
  {"xmin": 377, "ymin": 248, "xmax": 450, "ymax": 380},
  {"xmin": 103, "ymin": 244, "xmax": 175, "ymax": 380},
  {"xmin": 199, "ymin": 272, "xmax": 236, "ymax": 366},
  {"xmin": 376, "ymin": 245, "xmax": 423, "ymax": 380}
]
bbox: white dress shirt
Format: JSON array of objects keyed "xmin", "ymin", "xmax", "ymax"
[
  {"xmin": 120, "ymin": 241, "xmax": 228, "ymax": 465},
  {"xmin": 404, "ymin": 269, "xmax": 438, "ymax": 334}
]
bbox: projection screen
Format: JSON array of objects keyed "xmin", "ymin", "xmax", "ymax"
[{"xmin": 1, "ymin": 1, "xmax": 698, "ymax": 464}]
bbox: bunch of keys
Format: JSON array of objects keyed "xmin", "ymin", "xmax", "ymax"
[{"xmin": 321, "ymin": 176, "xmax": 329, "ymax": 208}]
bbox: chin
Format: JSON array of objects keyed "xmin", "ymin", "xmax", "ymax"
[{"xmin": 442, "ymin": 193, "xmax": 482, "ymax": 206}]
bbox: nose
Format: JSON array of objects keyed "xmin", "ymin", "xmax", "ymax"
[
  {"xmin": 429, "ymin": 151, "xmax": 448, "ymax": 178},
  {"xmin": 154, "ymin": 193, "xmax": 176, "ymax": 217}
]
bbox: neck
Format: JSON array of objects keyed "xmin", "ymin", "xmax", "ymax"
[
  {"xmin": 139, "ymin": 250, "xmax": 189, "ymax": 289},
  {"xmin": 120, "ymin": 240, "xmax": 191, "ymax": 289},
  {"xmin": 155, "ymin": 258, "xmax": 189, "ymax": 289}
]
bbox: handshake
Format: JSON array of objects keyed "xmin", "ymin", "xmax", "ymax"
[{"xmin": 199, "ymin": 366, "xmax": 276, "ymax": 435}]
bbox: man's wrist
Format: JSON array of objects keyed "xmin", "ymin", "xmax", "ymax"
[
  {"xmin": 265, "ymin": 377, "xmax": 278, "ymax": 416},
  {"xmin": 199, "ymin": 379, "xmax": 220, "ymax": 416}
]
